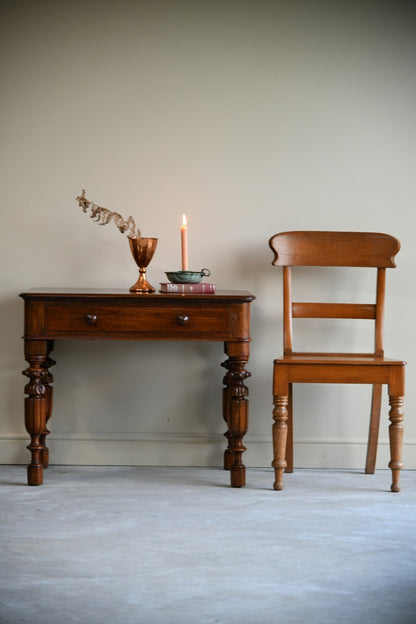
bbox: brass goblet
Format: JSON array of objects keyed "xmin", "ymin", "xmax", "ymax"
[{"xmin": 128, "ymin": 237, "xmax": 158, "ymax": 293}]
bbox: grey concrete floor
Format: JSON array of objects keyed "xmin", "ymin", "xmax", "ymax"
[{"xmin": 1, "ymin": 465, "xmax": 415, "ymax": 624}]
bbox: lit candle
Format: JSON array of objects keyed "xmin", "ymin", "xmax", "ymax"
[{"xmin": 180, "ymin": 213, "xmax": 189, "ymax": 270}]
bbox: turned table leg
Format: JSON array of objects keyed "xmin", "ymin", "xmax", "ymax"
[
  {"xmin": 22, "ymin": 339, "xmax": 55, "ymax": 485},
  {"xmin": 39, "ymin": 347, "xmax": 55, "ymax": 468},
  {"xmin": 223, "ymin": 342, "xmax": 250, "ymax": 488},
  {"xmin": 221, "ymin": 358, "xmax": 235, "ymax": 471}
]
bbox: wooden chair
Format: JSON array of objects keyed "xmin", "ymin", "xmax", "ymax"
[{"xmin": 269, "ymin": 231, "xmax": 406, "ymax": 492}]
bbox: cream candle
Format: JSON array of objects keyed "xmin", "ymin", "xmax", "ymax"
[{"xmin": 180, "ymin": 213, "xmax": 188, "ymax": 270}]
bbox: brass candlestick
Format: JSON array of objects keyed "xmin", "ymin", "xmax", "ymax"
[{"xmin": 128, "ymin": 237, "xmax": 158, "ymax": 293}]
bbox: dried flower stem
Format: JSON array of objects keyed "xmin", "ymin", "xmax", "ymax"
[{"xmin": 76, "ymin": 190, "xmax": 141, "ymax": 239}]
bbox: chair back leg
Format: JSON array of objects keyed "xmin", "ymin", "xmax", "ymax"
[{"xmin": 365, "ymin": 384, "xmax": 382, "ymax": 474}]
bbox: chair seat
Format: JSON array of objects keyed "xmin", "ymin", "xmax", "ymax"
[
  {"xmin": 275, "ymin": 354, "xmax": 405, "ymax": 365},
  {"xmin": 274, "ymin": 354, "xmax": 405, "ymax": 385}
]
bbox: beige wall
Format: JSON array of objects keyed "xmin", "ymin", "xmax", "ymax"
[{"xmin": 1, "ymin": 0, "xmax": 415, "ymax": 470}]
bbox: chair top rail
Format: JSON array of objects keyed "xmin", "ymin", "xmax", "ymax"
[{"xmin": 269, "ymin": 231, "xmax": 400, "ymax": 268}]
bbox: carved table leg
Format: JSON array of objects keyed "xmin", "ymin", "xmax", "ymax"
[
  {"xmin": 223, "ymin": 342, "xmax": 250, "ymax": 488},
  {"xmin": 388, "ymin": 394, "xmax": 404, "ymax": 493},
  {"xmin": 39, "ymin": 343, "xmax": 55, "ymax": 468},
  {"xmin": 22, "ymin": 339, "xmax": 55, "ymax": 485},
  {"xmin": 272, "ymin": 395, "xmax": 289, "ymax": 490},
  {"xmin": 221, "ymin": 358, "xmax": 234, "ymax": 471}
]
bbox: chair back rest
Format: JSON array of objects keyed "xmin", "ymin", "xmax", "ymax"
[{"xmin": 268, "ymin": 231, "xmax": 401, "ymax": 356}]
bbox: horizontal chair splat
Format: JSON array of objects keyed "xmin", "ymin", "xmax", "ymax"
[{"xmin": 292, "ymin": 302, "xmax": 376, "ymax": 319}]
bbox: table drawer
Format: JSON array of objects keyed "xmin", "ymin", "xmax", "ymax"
[{"xmin": 44, "ymin": 303, "xmax": 230, "ymax": 336}]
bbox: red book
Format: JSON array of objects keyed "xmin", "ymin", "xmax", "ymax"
[{"xmin": 159, "ymin": 282, "xmax": 216, "ymax": 293}]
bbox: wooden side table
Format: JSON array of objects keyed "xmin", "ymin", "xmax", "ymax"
[{"xmin": 20, "ymin": 289, "xmax": 255, "ymax": 487}]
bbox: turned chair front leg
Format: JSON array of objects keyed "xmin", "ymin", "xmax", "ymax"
[
  {"xmin": 388, "ymin": 394, "xmax": 404, "ymax": 493},
  {"xmin": 272, "ymin": 394, "xmax": 289, "ymax": 490}
]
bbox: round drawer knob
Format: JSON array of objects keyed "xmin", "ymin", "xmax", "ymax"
[
  {"xmin": 176, "ymin": 314, "xmax": 189, "ymax": 326},
  {"xmin": 85, "ymin": 314, "xmax": 98, "ymax": 325}
]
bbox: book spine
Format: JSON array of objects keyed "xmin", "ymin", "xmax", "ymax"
[{"xmin": 159, "ymin": 283, "xmax": 216, "ymax": 293}]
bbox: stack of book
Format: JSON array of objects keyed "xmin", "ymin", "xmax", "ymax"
[{"xmin": 159, "ymin": 282, "xmax": 216, "ymax": 293}]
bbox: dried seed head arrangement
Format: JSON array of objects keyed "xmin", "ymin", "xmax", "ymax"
[{"xmin": 76, "ymin": 190, "xmax": 142, "ymax": 239}]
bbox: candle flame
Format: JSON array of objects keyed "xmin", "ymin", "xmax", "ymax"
[{"xmin": 181, "ymin": 213, "xmax": 187, "ymax": 227}]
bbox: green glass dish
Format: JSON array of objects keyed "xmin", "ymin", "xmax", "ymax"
[{"xmin": 165, "ymin": 268, "xmax": 211, "ymax": 284}]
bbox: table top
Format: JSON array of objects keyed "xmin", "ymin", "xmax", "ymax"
[{"xmin": 20, "ymin": 288, "xmax": 256, "ymax": 303}]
